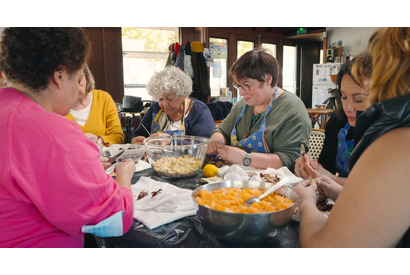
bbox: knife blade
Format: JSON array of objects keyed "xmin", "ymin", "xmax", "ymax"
[
  {"xmin": 300, "ymin": 144, "xmax": 306, "ymax": 156},
  {"xmin": 107, "ymin": 150, "xmax": 126, "ymax": 164}
]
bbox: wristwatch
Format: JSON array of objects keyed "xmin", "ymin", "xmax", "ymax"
[{"xmin": 243, "ymin": 152, "xmax": 251, "ymax": 166}]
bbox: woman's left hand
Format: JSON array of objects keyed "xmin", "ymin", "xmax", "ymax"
[
  {"xmin": 85, "ymin": 133, "xmax": 99, "ymax": 143},
  {"xmin": 294, "ymin": 180, "xmax": 318, "ymax": 208},
  {"xmin": 216, "ymin": 145, "xmax": 246, "ymax": 165},
  {"xmin": 99, "ymin": 156, "xmax": 112, "ymax": 170}
]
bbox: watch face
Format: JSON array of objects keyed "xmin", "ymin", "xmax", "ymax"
[
  {"xmin": 243, "ymin": 158, "xmax": 251, "ymax": 166},
  {"xmin": 243, "ymin": 154, "xmax": 251, "ymax": 166}
]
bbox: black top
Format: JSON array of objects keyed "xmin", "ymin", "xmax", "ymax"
[
  {"xmin": 318, "ymin": 113, "xmax": 354, "ymax": 175},
  {"xmin": 349, "ymin": 94, "xmax": 410, "ymax": 169},
  {"xmin": 348, "ymin": 94, "xmax": 410, "ymax": 248}
]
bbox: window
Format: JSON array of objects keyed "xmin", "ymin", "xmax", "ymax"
[
  {"xmin": 237, "ymin": 40, "xmax": 254, "ymax": 59},
  {"xmin": 320, "ymin": 49, "xmax": 324, "ymax": 64},
  {"xmin": 209, "ymin": 38, "xmax": 228, "ymax": 98},
  {"xmin": 261, "ymin": 43, "xmax": 277, "ymax": 58},
  {"xmin": 122, "ymin": 27, "xmax": 179, "ymax": 101},
  {"xmin": 282, "ymin": 45, "xmax": 297, "ymax": 93}
]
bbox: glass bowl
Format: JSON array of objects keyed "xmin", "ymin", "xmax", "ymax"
[
  {"xmin": 143, "ymin": 135, "xmax": 210, "ymax": 179},
  {"xmin": 105, "ymin": 143, "xmax": 145, "ymax": 163}
]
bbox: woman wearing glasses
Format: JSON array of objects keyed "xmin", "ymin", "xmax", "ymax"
[
  {"xmin": 294, "ymin": 59, "xmax": 371, "ymax": 201},
  {"xmin": 131, "ymin": 66, "xmax": 215, "ymax": 144},
  {"xmin": 207, "ymin": 49, "xmax": 311, "ymax": 172}
]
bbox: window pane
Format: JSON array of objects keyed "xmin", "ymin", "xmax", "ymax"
[
  {"xmin": 282, "ymin": 45, "xmax": 297, "ymax": 93},
  {"xmin": 122, "ymin": 27, "xmax": 178, "ymax": 101},
  {"xmin": 209, "ymin": 38, "xmax": 228, "ymax": 98},
  {"xmin": 320, "ymin": 49, "xmax": 324, "ymax": 64},
  {"xmin": 261, "ymin": 43, "xmax": 277, "ymax": 58},
  {"xmin": 237, "ymin": 40, "xmax": 254, "ymax": 59}
]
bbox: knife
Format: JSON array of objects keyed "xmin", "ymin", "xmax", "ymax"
[
  {"xmin": 107, "ymin": 150, "xmax": 126, "ymax": 164},
  {"xmin": 300, "ymin": 144, "xmax": 306, "ymax": 156}
]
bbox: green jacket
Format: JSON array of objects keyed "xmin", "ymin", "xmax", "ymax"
[{"xmin": 214, "ymin": 90, "xmax": 311, "ymax": 171}]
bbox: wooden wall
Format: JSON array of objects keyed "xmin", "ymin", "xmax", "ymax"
[
  {"xmin": 82, "ymin": 27, "xmax": 124, "ymax": 103},
  {"xmin": 82, "ymin": 27, "xmax": 322, "ymax": 107}
]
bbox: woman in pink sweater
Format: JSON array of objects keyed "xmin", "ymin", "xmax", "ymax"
[{"xmin": 0, "ymin": 28, "xmax": 135, "ymax": 247}]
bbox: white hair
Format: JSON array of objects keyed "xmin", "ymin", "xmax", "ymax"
[{"xmin": 146, "ymin": 66, "xmax": 193, "ymax": 101}]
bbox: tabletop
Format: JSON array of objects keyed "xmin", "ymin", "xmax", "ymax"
[{"xmin": 99, "ymin": 168, "xmax": 300, "ymax": 248}]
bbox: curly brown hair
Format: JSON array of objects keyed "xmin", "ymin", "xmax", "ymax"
[{"xmin": 0, "ymin": 27, "xmax": 90, "ymax": 91}]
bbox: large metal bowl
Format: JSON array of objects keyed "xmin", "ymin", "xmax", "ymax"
[
  {"xmin": 192, "ymin": 180, "xmax": 298, "ymax": 245},
  {"xmin": 144, "ymin": 135, "xmax": 210, "ymax": 179}
]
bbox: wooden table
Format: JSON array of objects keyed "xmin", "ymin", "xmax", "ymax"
[{"xmin": 306, "ymin": 108, "xmax": 334, "ymax": 130}]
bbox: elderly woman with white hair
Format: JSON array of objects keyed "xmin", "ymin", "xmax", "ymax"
[{"xmin": 131, "ymin": 66, "xmax": 215, "ymax": 144}]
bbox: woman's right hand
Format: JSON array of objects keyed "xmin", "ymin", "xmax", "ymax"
[
  {"xmin": 149, "ymin": 132, "xmax": 170, "ymax": 138},
  {"xmin": 131, "ymin": 136, "xmax": 145, "ymax": 145},
  {"xmin": 295, "ymin": 154, "xmax": 315, "ymax": 179},
  {"xmin": 207, "ymin": 140, "xmax": 222, "ymax": 155},
  {"xmin": 207, "ymin": 132, "xmax": 226, "ymax": 155},
  {"xmin": 295, "ymin": 154, "xmax": 333, "ymax": 180}
]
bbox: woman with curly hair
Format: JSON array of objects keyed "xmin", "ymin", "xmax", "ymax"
[
  {"xmin": 0, "ymin": 28, "xmax": 135, "ymax": 247},
  {"xmin": 131, "ymin": 66, "xmax": 215, "ymax": 144},
  {"xmin": 294, "ymin": 27, "xmax": 410, "ymax": 247}
]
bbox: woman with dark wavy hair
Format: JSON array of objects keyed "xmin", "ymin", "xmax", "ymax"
[
  {"xmin": 294, "ymin": 59, "xmax": 371, "ymax": 201},
  {"xmin": 0, "ymin": 28, "xmax": 135, "ymax": 247}
]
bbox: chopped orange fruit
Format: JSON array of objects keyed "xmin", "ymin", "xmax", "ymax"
[{"xmin": 194, "ymin": 187, "xmax": 294, "ymax": 214}]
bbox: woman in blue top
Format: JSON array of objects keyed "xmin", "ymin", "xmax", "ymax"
[
  {"xmin": 295, "ymin": 60, "xmax": 370, "ymax": 200},
  {"xmin": 131, "ymin": 66, "xmax": 215, "ymax": 144}
]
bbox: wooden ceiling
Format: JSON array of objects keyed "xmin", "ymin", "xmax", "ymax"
[{"xmin": 225, "ymin": 27, "xmax": 326, "ymax": 42}]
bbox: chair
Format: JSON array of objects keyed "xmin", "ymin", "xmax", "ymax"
[
  {"xmin": 206, "ymin": 101, "xmax": 233, "ymax": 121},
  {"xmin": 306, "ymin": 108, "xmax": 334, "ymax": 129},
  {"xmin": 309, "ymin": 129, "xmax": 325, "ymax": 161}
]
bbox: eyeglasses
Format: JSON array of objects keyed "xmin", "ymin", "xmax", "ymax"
[{"xmin": 232, "ymin": 80, "xmax": 256, "ymax": 92}]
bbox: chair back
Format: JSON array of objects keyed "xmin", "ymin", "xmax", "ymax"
[{"xmin": 309, "ymin": 129, "xmax": 325, "ymax": 161}]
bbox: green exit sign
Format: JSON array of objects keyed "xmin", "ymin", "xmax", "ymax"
[{"xmin": 297, "ymin": 28, "xmax": 307, "ymax": 35}]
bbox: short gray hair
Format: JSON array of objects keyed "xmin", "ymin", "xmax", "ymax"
[{"xmin": 147, "ymin": 66, "xmax": 192, "ymax": 101}]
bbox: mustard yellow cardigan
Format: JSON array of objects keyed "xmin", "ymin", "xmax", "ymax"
[{"xmin": 65, "ymin": 89, "xmax": 124, "ymax": 145}]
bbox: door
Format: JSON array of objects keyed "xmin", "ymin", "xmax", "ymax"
[{"xmin": 296, "ymin": 41, "xmax": 321, "ymax": 108}]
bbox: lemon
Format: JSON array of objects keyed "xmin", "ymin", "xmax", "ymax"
[{"xmin": 202, "ymin": 164, "xmax": 218, "ymax": 178}]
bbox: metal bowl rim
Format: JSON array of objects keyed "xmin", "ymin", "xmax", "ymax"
[{"xmin": 192, "ymin": 180, "xmax": 297, "ymax": 216}]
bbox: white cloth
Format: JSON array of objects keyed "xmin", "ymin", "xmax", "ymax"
[
  {"xmin": 105, "ymin": 160, "xmax": 151, "ymax": 174},
  {"xmin": 219, "ymin": 164, "xmax": 303, "ymax": 187},
  {"xmin": 131, "ymin": 176, "xmax": 196, "ymax": 229}
]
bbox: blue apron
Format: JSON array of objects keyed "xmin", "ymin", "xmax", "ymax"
[
  {"xmin": 230, "ymin": 87, "xmax": 278, "ymax": 153},
  {"xmin": 335, "ymin": 122, "xmax": 354, "ymax": 177},
  {"xmin": 151, "ymin": 99, "xmax": 189, "ymax": 136}
]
